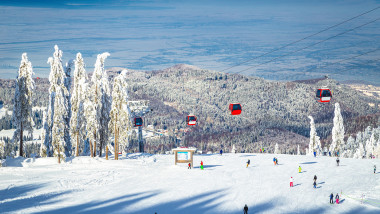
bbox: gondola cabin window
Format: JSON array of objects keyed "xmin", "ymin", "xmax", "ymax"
[{"xmin": 134, "ymin": 117, "xmax": 143, "ymax": 127}]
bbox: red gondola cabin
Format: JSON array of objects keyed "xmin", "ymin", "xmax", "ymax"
[
  {"xmin": 316, "ymin": 88, "xmax": 332, "ymax": 103},
  {"xmin": 134, "ymin": 117, "xmax": 143, "ymax": 127},
  {"xmin": 229, "ymin": 103, "xmax": 242, "ymax": 115},
  {"xmin": 186, "ymin": 115, "xmax": 197, "ymax": 126}
]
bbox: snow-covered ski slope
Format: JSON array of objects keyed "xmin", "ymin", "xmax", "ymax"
[{"xmin": 1, "ymin": 153, "xmax": 379, "ymax": 214}]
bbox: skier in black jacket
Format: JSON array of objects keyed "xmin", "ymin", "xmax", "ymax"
[{"xmin": 244, "ymin": 204, "xmax": 248, "ymax": 214}]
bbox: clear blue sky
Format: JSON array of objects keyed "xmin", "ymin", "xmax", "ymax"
[{"xmin": 0, "ymin": 0, "xmax": 379, "ymax": 84}]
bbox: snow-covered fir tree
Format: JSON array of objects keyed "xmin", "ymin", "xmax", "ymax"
[
  {"xmin": 97, "ymin": 53, "xmax": 111, "ymax": 157},
  {"xmin": 12, "ymin": 53, "xmax": 34, "ymax": 157},
  {"xmin": 63, "ymin": 59, "xmax": 73, "ymax": 157},
  {"xmin": 52, "ymin": 86, "xmax": 67, "ymax": 163},
  {"xmin": 40, "ymin": 110, "xmax": 48, "ymax": 157},
  {"xmin": 0, "ymin": 139, "xmax": 5, "ymax": 159},
  {"xmin": 365, "ymin": 132, "xmax": 376, "ymax": 158},
  {"xmin": 43, "ymin": 45, "xmax": 69, "ymax": 157},
  {"xmin": 70, "ymin": 53, "xmax": 87, "ymax": 156},
  {"xmin": 99, "ymin": 69, "xmax": 111, "ymax": 157},
  {"xmin": 308, "ymin": 116, "xmax": 320, "ymax": 156},
  {"xmin": 353, "ymin": 143, "xmax": 365, "ymax": 159},
  {"xmin": 330, "ymin": 103, "xmax": 345, "ymax": 156},
  {"xmin": 109, "ymin": 70, "xmax": 132, "ymax": 160},
  {"xmin": 83, "ymin": 84, "xmax": 97, "ymax": 157},
  {"xmin": 231, "ymin": 144, "xmax": 236, "ymax": 153},
  {"xmin": 342, "ymin": 136, "xmax": 355, "ymax": 158},
  {"xmin": 274, "ymin": 143, "xmax": 280, "ymax": 154},
  {"xmin": 89, "ymin": 52, "xmax": 110, "ymax": 157}
]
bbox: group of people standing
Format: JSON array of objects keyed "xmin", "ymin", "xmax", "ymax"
[{"xmin": 330, "ymin": 193, "xmax": 340, "ymax": 204}]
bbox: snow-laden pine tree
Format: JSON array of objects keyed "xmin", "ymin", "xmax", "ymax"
[
  {"xmin": 70, "ymin": 53, "xmax": 87, "ymax": 156},
  {"xmin": 89, "ymin": 52, "xmax": 110, "ymax": 157},
  {"xmin": 98, "ymin": 55, "xmax": 111, "ymax": 157},
  {"xmin": 231, "ymin": 144, "xmax": 236, "ymax": 153},
  {"xmin": 63, "ymin": 60, "xmax": 73, "ymax": 157},
  {"xmin": 40, "ymin": 110, "xmax": 48, "ymax": 157},
  {"xmin": 353, "ymin": 143, "xmax": 365, "ymax": 159},
  {"xmin": 0, "ymin": 139, "xmax": 5, "ymax": 160},
  {"xmin": 297, "ymin": 145, "xmax": 300, "ymax": 155},
  {"xmin": 12, "ymin": 53, "xmax": 34, "ymax": 157},
  {"xmin": 365, "ymin": 132, "xmax": 376, "ymax": 158},
  {"xmin": 330, "ymin": 103, "xmax": 345, "ymax": 156},
  {"xmin": 83, "ymin": 83, "xmax": 97, "ymax": 157},
  {"xmin": 52, "ymin": 86, "xmax": 67, "ymax": 163},
  {"xmin": 343, "ymin": 136, "xmax": 355, "ymax": 158},
  {"xmin": 274, "ymin": 143, "xmax": 280, "ymax": 154},
  {"xmin": 308, "ymin": 116, "xmax": 320, "ymax": 156},
  {"xmin": 109, "ymin": 70, "xmax": 132, "ymax": 160},
  {"xmin": 43, "ymin": 45, "xmax": 69, "ymax": 157}
]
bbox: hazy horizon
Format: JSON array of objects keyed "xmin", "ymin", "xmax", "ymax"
[{"xmin": 0, "ymin": 0, "xmax": 379, "ymax": 85}]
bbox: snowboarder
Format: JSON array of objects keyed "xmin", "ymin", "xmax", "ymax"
[
  {"xmin": 330, "ymin": 193, "xmax": 334, "ymax": 204},
  {"xmin": 244, "ymin": 204, "xmax": 248, "ymax": 214},
  {"xmin": 335, "ymin": 193, "xmax": 340, "ymax": 204},
  {"xmin": 290, "ymin": 177, "xmax": 294, "ymax": 187},
  {"xmin": 374, "ymin": 165, "xmax": 376, "ymax": 174},
  {"xmin": 298, "ymin": 166, "xmax": 302, "ymax": 173},
  {"xmin": 273, "ymin": 157, "xmax": 276, "ymax": 165},
  {"xmin": 246, "ymin": 159, "xmax": 250, "ymax": 168},
  {"xmin": 188, "ymin": 163, "xmax": 191, "ymax": 169},
  {"xmin": 200, "ymin": 161, "xmax": 204, "ymax": 170},
  {"xmin": 313, "ymin": 180, "xmax": 316, "ymax": 188},
  {"xmin": 220, "ymin": 149, "xmax": 223, "ymax": 155},
  {"xmin": 336, "ymin": 157, "xmax": 340, "ymax": 166}
]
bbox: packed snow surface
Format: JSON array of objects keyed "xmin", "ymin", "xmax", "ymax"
[{"xmin": 1, "ymin": 153, "xmax": 379, "ymax": 214}]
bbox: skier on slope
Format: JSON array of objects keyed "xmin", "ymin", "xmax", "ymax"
[
  {"xmin": 246, "ymin": 159, "xmax": 250, "ymax": 168},
  {"xmin": 220, "ymin": 149, "xmax": 223, "ymax": 155},
  {"xmin": 374, "ymin": 165, "xmax": 376, "ymax": 174},
  {"xmin": 298, "ymin": 166, "xmax": 302, "ymax": 173},
  {"xmin": 314, "ymin": 175, "xmax": 317, "ymax": 182},
  {"xmin": 188, "ymin": 163, "xmax": 191, "ymax": 169},
  {"xmin": 244, "ymin": 204, "xmax": 248, "ymax": 214},
  {"xmin": 200, "ymin": 161, "xmax": 204, "ymax": 170},
  {"xmin": 273, "ymin": 157, "xmax": 276, "ymax": 165},
  {"xmin": 329, "ymin": 193, "xmax": 334, "ymax": 204},
  {"xmin": 313, "ymin": 180, "xmax": 316, "ymax": 188},
  {"xmin": 289, "ymin": 177, "xmax": 294, "ymax": 187},
  {"xmin": 336, "ymin": 157, "xmax": 340, "ymax": 166},
  {"xmin": 335, "ymin": 193, "xmax": 340, "ymax": 204}
]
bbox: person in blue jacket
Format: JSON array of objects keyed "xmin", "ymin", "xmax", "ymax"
[
  {"xmin": 220, "ymin": 149, "xmax": 223, "ymax": 155},
  {"xmin": 330, "ymin": 193, "xmax": 334, "ymax": 204}
]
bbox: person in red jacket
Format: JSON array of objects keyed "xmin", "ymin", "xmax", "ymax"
[
  {"xmin": 200, "ymin": 161, "xmax": 204, "ymax": 170},
  {"xmin": 188, "ymin": 163, "xmax": 191, "ymax": 169}
]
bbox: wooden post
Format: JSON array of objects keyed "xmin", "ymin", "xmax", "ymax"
[
  {"xmin": 90, "ymin": 140, "xmax": 93, "ymax": 157},
  {"xmin": 94, "ymin": 130, "xmax": 97, "ymax": 157},
  {"xmin": 106, "ymin": 146, "xmax": 108, "ymax": 160},
  {"xmin": 76, "ymin": 132, "xmax": 79, "ymax": 156},
  {"xmin": 57, "ymin": 145, "xmax": 61, "ymax": 164},
  {"xmin": 175, "ymin": 151, "xmax": 177, "ymax": 165}
]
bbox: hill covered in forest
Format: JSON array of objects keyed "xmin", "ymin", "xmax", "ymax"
[{"xmin": 0, "ymin": 64, "xmax": 379, "ymax": 154}]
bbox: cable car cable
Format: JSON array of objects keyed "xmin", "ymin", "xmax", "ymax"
[
  {"xmin": 231, "ymin": 17, "xmax": 380, "ymax": 75},
  {"xmin": 220, "ymin": 6, "xmax": 380, "ymax": 73}
]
